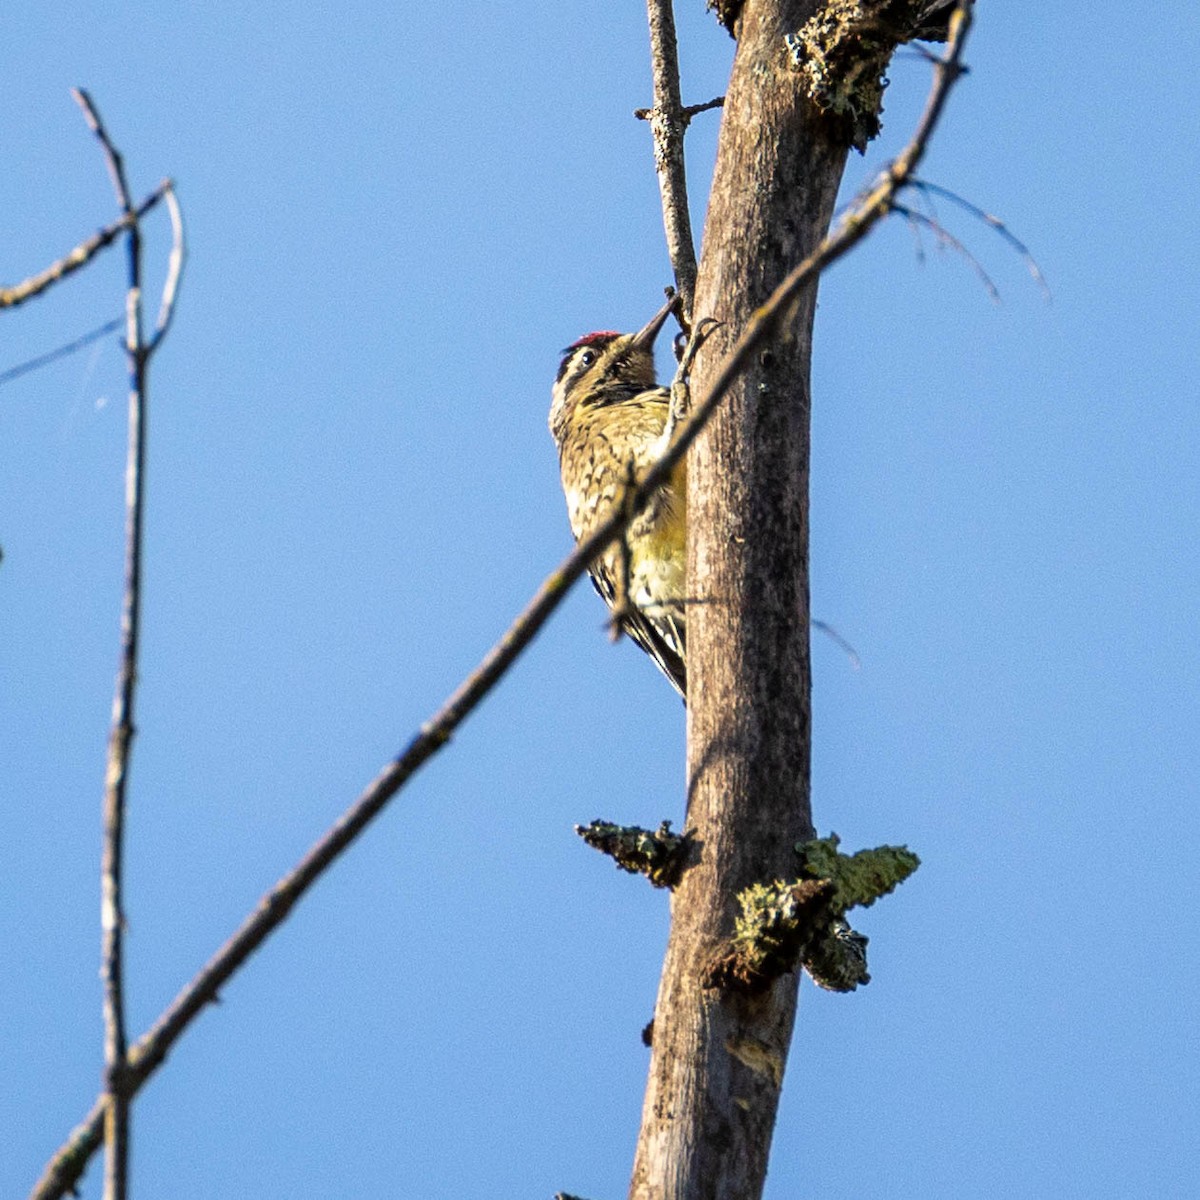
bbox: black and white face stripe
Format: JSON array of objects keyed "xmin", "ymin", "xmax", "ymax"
[
  {"xmin": 549, "ymin": 322, "xmax": 662, "ymax": 448},
  {"xmin": 555, "ymin": 333, "xmax": 619, "ymax": 386},
  {"xmin": 551, "ymin": 335, "xmax": 625, "ymax": 444}
]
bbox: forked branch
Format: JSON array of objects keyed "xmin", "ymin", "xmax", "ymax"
[
  {"xmin": 0, "ymin": 185, "xmax": 170, "ymax": 311},
  {"xmin": 64, "ymin": 87, "xmax": 186, "ymax": 1200}
]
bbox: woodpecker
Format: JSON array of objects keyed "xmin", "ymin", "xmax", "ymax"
[{"xmin": 549, "ymin": 298, "xmax": 687, "ymax": 698}]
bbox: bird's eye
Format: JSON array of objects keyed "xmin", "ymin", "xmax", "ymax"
[{"xmin": 579, "ymin": 349, "xmax": 597, "ymax": 367}]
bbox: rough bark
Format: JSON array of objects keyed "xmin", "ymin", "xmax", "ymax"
[{"xmin": 629, "ymin": 1, "xmax": 850, "ymax": 1196}]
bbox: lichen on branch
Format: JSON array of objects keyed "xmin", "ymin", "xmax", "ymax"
[
  {"xmin": 786, "ymin": 0, "xmax": 952, "ymax": 151},
  {"xmin": 796, "ymin": 833, "xmax": 921, "ymax": 911},
  {"xmin": 705, "ymin": 877, "xmax": 836, "ymax": 992},
  {"xmin": 706, "ymin": 0, "xmax": 743, "ymax": 37},
  {"xmin": 704, "ymin": 834, "xmax": 919, "ymax": 994},
  {"xmin": 575, "ymin": 819, "xmax": 691, "ymax": 889}
]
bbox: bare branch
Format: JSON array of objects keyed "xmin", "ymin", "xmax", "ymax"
[
  {"xmin": 6, "ymin": 94, "xmax": 185, "ymax": 1200},
  {"xmin": 0, "ymin": 185, "xmax": 168, "ymax": 311},
  {"xmin": 148, "ymin": 184, "xmax": 186, "ymax": 354},
  {"xmin": 634, "ymin": 95, "xmax": 724, "ymax": 123},
  {"xmin": 642, "ymin": 0, "xmax": 699, "ymax": 324},
  {"xmin": 810, "ymin": 618, "xmax": 862, "ymax": 670},
  {"xmin": 73, "ymin": 87, "xmax": 144, "ymax": 1200},
  {"xmin": 29, "ymin": 1098, "xmax": 109, "ymax": 1200},
  {"xmin": 72, "ymin": 89, "xmax": 135, "ymax": 215},
  {"xmin": 682, "ymin": 95, "xmax": 724, "ymax": 120},
  {"xmin": 910, "ymin": 176, "xmax": 1051, "ymax": 299},
  {"xmin": 902, "ymin": 202, "xmax": 928, "ymax": 263},
  {"xmin": 29, "ymin": 14, "xmax": 973, "ymax": 1197},
  {"xmin": 0, "ymin": 317, "xmax": 122, "ymax": 389},
  {"xmin": 894, "ymin": 202, "xmax": 1000, "ymax": 301}
]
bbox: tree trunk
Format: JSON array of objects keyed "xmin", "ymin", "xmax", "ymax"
[{"xmin": 629, "ymin": 2, "xmax": 849, "ymax": 1196}]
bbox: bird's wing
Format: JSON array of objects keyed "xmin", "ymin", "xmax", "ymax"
[{"xmin": 588, "ymin": 567, "xmax": 687, "ymax": 701}]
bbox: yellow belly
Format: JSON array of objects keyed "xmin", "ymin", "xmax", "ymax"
[{"xmin": 629, "ymin": 460, "xmax": 686, "ymax": 607}]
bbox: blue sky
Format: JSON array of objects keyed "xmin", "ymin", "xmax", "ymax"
[{"xmin": 3, "ymin": 4, "xmax": 1199, "ymax": 1198}]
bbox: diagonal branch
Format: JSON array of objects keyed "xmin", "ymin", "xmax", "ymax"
[
  {"xmin": 0, "ymin": 317, "xmax": 123, "ymax": 389},
  {"xmin": 29, "ymin": 12, "xmax": 971, "ymax": 1197},
  {"xmin": 0, "ymin": 185, "xmax": 169, "ymax": 311},
  {"xmin": 73, "ymin": 89, "xmax": 134, "ymax": 214}
]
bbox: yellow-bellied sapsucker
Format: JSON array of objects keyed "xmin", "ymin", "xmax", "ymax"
[{"xmin": 549, "ymin": 298, "xmax": 687, "ymax": 698}]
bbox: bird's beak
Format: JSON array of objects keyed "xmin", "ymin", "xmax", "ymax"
[{"xmin": 631, "ymin": 294, "xmax": 678, "ymax": 351}]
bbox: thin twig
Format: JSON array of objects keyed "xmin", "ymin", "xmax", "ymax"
[
  {"xmin": 71, "ymin": 86, "xmax": 139, "ymax": 1200},
  {"xmin": 683, "ymin": 96, "xmax": 724, "ymax": 120},
  {"xmin": 148, "ymin": 184, "xmax": 186, "ymax": 352},
  {"xmin": 29, "ymin": 12, "xmax": 974, "ymax": 1197},
  {"xmin": 0, "ymin": 185, "xmax": 169, "ymax": 311},
  {"xmin": 810, "ymin": 619, "xmax": 862, "ymax": 670},
  {"xmin": 0, "ymin": 317, "xmax": 123, "ymax": 388},
  {"xmin": 643, "ymin": 0, "xmax": 699, "ymax": 326},
  {"xmin": 910, "ymin": 177, "xmax": 1051, "ymax": 299},
  {"xmin": 894, "ymin": 203, "xmax": 1000, "ymax": 302},
  {"xmin": 903, "ymin": 205, "xmax": 928, "ymax": 264},
  {"xmin": 634, "ymin": 95, "xmax": 724, "ymax": 123},
  {"xmin": 72, "ymin": 89, "xmax": 134, "ymax": 214}
]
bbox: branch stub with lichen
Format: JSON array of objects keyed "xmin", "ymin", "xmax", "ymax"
[
  {"xmin": 786, "ymin": 0, "xmax": 954, "ymax": 151},
  {"xmin": 796, "ymin": 833, "xmax": 920, "ymax": 911},
  {"xmin": 575, "ymin": 819, "xmax": 690, "ymax": 889},
  {"xmin": 704, "ymin": 833, "xmax": 919, "ymax": 994}
]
